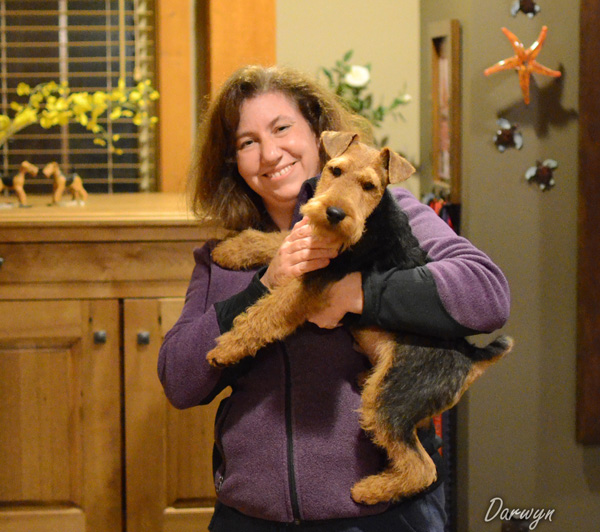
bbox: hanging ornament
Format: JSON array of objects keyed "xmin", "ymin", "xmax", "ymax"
[
  {"xmin": 511, "ymin": 0, "xmax": 541, "ymax": 18},
  {"xmin": 494, "ymin": 118, "xmax": 523, "ymax": 152},
  {"xmin": 484, "ymin": 26, "xmax": 561, "ymax": 105},
  {"xmin": 525, "ymin": 159, "xmax": 558, "ymax": 191}
]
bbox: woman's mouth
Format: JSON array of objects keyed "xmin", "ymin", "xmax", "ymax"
[{"xmin": 265, "ymin": 162, "xmax": 295, "ymax": 179}]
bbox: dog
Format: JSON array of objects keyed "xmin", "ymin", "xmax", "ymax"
[
  {"xmin": 0, "ymin": 160, "xmax": 38, "ymax": 206},
  {"xmin": 42, "ymin": 161, "xmax": 88, "ymax": 204},
  {"xmin": 207, "ymin": 131, "xmax": 513, "ymax": 504}
]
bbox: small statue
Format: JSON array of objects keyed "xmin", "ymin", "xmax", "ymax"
[
  {"xmin": 0, "ymin": 160, "xmax": 39, "ymax": 207},
  {"xmin": 42, "ymin": 161, "xmax": 88, "ymax": 204},
  {"xmin": 494, "ymin": 118, "xmax": 523, "ymax": 152},
  {"xmin": 525, "ymin": 159, "xmax": 558, "ymax": 191},
  {"xmin": 511, "ymin": 0, "xmax": 541, "ymax": 18}
]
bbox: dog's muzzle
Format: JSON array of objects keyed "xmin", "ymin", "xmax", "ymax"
[{"xmin": 326, "ymin": 206, "xmax": 346, "ymax": 225}]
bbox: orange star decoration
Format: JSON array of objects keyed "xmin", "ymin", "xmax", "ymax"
[{"xmin": 484, "ymin": 26, "xmax": 561, "ymax": 105}]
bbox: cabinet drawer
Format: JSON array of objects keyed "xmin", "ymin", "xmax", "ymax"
[{"xmin": 0, "ymin": 241, "xmax": 199, "ymax": 284}]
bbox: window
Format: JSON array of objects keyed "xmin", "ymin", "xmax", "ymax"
[{"xmin": 0, "ymin": 0, "xmax": 156, "ymax": 193}]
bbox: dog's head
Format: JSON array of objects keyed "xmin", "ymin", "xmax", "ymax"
[{"xmin": 300, "ymin": 131, "xmax": 415, "ymax": 249}]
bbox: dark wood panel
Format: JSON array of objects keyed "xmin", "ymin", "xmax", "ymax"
[{"xmin": 577, "ymin": 0, "xmax": 600, "ymax": 444}]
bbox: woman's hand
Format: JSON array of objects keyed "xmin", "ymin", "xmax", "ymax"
[
  {"xmin": 307, "ymin": 272, "xmax": 364, "ymax": 329},
  {"xmin": 260, "ymin": 218, "xmax": 340, "ymax": 290}
]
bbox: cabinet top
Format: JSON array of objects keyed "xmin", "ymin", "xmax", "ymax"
[
  {"xmin": 0, "ymin": 193, "xmax": 226, "ymax": 243},
  {"xmin": 1, "ymin": 193, "xmax": 192, "ymax": 224}
]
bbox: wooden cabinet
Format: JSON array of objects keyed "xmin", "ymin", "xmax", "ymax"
[{"xmin": 0, "ymin": 194, "xmax": 227, "ymax": 532}]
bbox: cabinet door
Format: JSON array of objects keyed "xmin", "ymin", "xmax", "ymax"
[
  {"xmin": 124, "ymin": 298, "xmax": 226, "ymax": 532},
  {"xmin": 0, "ymin": 300, "xmax": 121, "ymax": 532}
]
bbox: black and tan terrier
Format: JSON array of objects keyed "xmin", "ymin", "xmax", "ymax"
[
  {"xmin": 42, "ymin": 161, "xmax": 88, "ymax": 204},
  {"xmin": 0, "ymin": 160, "xmax": 39, "ymax": 206},
  {"xmin": 208, "ymin": 131, "xmax": 513, "ymax": 504}
]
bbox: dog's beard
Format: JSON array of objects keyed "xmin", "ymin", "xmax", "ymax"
[{"xmin": 301, "ymin": 199, "xmax": 365, "ymax": 251}]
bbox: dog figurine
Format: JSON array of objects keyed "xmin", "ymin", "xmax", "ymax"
[
  {"xmin": 0, "ymin": 160, "xmax": 39, "ymax": 206},
  {"xmin": 42, "ymin": 161, "xmax": 88, "ymax": 204},
  {"xmin": 208, "ymin": 131, "xmax": 513, "ymax": 504}
]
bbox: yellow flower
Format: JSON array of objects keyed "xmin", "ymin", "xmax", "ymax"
[
  {"xmin": 0, "ymin": 78, "xmax": 159, "ymax": 150},
  {"xmin": 17, "ymin": 83, "xmax": 31, "ymax": 96},
  {"xmin": 110, "ymin": 107, "xmax": 122, "ymax": 120}
]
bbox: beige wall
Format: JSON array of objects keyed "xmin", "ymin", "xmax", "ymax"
[
  {"xmin": 280, "ymin": 0, "xmax": 600, "ymax": 530},
  {"xmin": 421, "ymin": 0, "xmax": 600, "ymax": 530},
  {"xmin": 276, "ymin": 0, "xmax": 421, "ymax": 195}
]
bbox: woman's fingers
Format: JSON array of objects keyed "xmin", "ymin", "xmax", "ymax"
[{"xmin": 261, "ymin": 219, "xmax": 340, "ymax": 289}]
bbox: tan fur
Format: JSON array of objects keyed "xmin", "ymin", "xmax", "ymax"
[
  {"xmin": 42, "ymin": 161, "xmax": 88, "ymax": 203},
  {"xmin": 211, "ymin": 229, "xmax": 287, "ymax": 270},
  {"xmin": 0, "ymin": 160, "xmax": 38, "ymax": 206}
]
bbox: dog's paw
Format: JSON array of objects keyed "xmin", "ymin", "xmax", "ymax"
[
  {"xmin": 211, "ymin": 239, "xmax": 245, "ymax": 269},
  {"xmin": 206, "ymin": 345, "xmax": 234, "ymax": 368},
  {"xmin": 351, "ymin": 478, "xmax": 387, "ymax": 506}
]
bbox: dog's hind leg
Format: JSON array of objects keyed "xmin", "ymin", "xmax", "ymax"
[{"xmin": 351, "ymin": 435, "xmax": 437, "ymax": 504}]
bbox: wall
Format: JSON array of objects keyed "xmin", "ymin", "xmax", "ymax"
[
  {"xmin": 276, "ymin": 0, "xmax": 421, "ymax": 196},
  {"xmin": 421, "ymin": 1, "xmax": 600, "ymax": 531}
]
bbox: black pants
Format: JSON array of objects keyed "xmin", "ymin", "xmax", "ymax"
[{"xmin": 208, "ymin": 485, "xmax": 446, "ymax": 532}]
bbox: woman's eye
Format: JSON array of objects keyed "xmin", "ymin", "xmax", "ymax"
[
  {"xmin": 238, "ymin": 139, "xmax": 253, "ymax": 150},
  {"xmin": 276, "ymin": 124, "xmax": 291, "ymax": 133}
]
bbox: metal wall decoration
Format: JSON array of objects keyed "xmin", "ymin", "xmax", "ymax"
[
  {"xmin": 483, "ymin": 26, "xmax": 561, "ymax": 105},
  {"xmin": 511, "ymin": 0, "xmax": 541, "ymax": 18},
  {"xmin": 494, "ymin": 118, "xmax": 523, "ymax": 152},
  {"xmin": 525, "ymin": 159, "xmax": 558, "ymax": 191}
]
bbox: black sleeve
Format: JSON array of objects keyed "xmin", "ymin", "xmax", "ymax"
[
  {"xmin": 357, "ymin": 266, "xmax": 478, "ymax": 338},
  {"xmin": 214, "ymin": 267, "xmax": 269, "ymax": 334}
]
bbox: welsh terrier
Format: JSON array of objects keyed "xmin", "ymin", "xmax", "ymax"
[{"xmin": 208, "ymin": 131, "xmax": 513, "ymax": 504}]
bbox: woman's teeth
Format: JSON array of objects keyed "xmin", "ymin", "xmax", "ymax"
[{"xmin": 267, "ymin": 163, "xmax": 294, "ymax": 178}]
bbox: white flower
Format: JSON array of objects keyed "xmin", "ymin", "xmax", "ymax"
[{"xmin": 344, "ymin": 65, "xmax": 370, "ymax": 88}]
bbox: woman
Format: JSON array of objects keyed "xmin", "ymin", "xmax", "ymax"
[{"xmin": 158, "ymin": 65, "xmax": 510, "ymax": 531}]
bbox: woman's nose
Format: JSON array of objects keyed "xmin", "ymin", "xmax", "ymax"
[{"xmin": 260, "ymin": 137, "xmax": 282, "ymax": 163}]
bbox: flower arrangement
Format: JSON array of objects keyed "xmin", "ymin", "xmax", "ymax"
[
  {"xmin": 320, "ymin": 50, "xmax": 411, "ymax": 147},
  {"xmin": 0, "ymin": 78, "xmax": 159, "ymax": 154}
]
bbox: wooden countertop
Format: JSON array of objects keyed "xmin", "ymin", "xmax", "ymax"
[{"xmin": 0, "ymin": 193, "xmax": 227, "ymax": 242}]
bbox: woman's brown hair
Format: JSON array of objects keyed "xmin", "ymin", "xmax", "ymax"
[{"xmin": 188, "ymin": 65, "xmax": 371, "ymax": 231}]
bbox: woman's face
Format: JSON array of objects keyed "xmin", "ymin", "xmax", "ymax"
[{"xmin": 235, "ymin": 91, "xmax": 320, "ymax": 229}]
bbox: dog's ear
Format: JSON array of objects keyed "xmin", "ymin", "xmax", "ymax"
[
  {"xmin": 320, "ymin": 131, "xmax": 359, "ymax": 158},
  {"xmin": 381, "ymin": 148, "xmax": 415, "ymax": 185}
]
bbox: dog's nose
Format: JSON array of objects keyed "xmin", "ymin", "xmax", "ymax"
[{"xmin": 326, "ymin": 206, "xmax": 346, "ymax": 225}]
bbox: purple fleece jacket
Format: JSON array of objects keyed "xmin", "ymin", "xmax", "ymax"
[{"xmin": 157, "ymin": 185, "xmax": 510, "ymax": 523}]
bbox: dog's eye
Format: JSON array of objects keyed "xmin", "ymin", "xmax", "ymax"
[
  {"xmin": 330, "ymin": 166, "xmax": 342, "ymax": 177},
  {"xmin": 362, "ymin": 182, "xmax": 376, "ymax": 191}
]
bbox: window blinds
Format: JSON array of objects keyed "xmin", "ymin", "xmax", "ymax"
[{"xmin": 0, "ymin": 0, "xmax": 156, "ymax": 193}]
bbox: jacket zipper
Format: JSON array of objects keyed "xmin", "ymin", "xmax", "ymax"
[{"xmin": 283, "ymin": 344, "xmax": 302, "ymax": 523}]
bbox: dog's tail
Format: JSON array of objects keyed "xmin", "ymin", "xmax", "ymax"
[{"xmin": 469, "ymin": 334, "xmax": 513, "ymax": 362}]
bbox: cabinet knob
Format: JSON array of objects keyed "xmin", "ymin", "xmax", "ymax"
[
  {"xmin": 137, "ymin": 331, "xmax": 151, "ymax": 345},
  {"xmin": 93, "ymin": 330, "xmax": 107, "ymax": 344},
  {"xmin": 0, "ymin": 257, "xmax": 4, "ymax": 268}
]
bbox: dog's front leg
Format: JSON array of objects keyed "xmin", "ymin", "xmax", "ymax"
[
  {"xmin": 212, "ymin": 229, "xmax": 287, "ymax": 270},
  {"xmin": 207, "ymin": 278, "xmax": 316, "ymax": 367}
]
